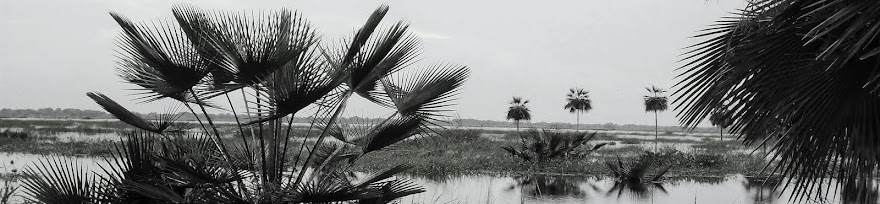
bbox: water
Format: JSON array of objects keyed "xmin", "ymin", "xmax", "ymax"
[
  {"xmin": 0, "ymin": 152, "xmax": 870, "ymax": 204},
  {"xmin": 398, "ymin": 174, "xmax": 862, "ymax": 204}
]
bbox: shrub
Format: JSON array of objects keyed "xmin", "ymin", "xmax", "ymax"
[
  {"xmin": 619, "ymin": 138, "xmax": 641, "ymax": 144},
  {"xmin": 637, "ymin": 148, "xmax": 728, "ymax": 168},
  {"xmin": 502, "ymin": 130, "xmax": 607, "ymax": 163},
  {"xmin": 0, "ymin": 130, "xmax": 29, "ymax": 140}
]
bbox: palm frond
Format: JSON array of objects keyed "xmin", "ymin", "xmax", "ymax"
[
  {"xmin": 337, "ymin": 5, "xmax": 421, "ymax": 107},
  {"xmin": 121, "ymin": 180, "xmax": 185, "ymax": 203},
  {"xmin": 172, "ymin": 5, "xmax": 321, "ymax": 90},
  {"xmin": 359, "ymin": 115, "xmax": 423, "ymax": 153},
  {"xmin": 382, "ymin": 63, "xmax": 469, "ymax": 122},
  {"xmin": 244, "ymin": 48, "xmax": 346, "ymax": 124},
  {"xmin": 110, "ymin": 12, "xmax": 213, "ymax": 103},
  {"xmin": 87, "ymin": 92, "xmax": 165, "ymax": 133},
  {"xmin": 359, "ymin": 179, "xmax": 425, "ymax": 204},
  {"xmin": 22, "ymin": 157, "xmax": 97, "ymax": 204}
]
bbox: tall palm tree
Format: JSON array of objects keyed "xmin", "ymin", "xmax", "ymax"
[
  {"xmin": 676, "ymin": 0, "xmax": 880, "ymax": 201},
  {"xmin": 564, "ymin": 88, "xmax": 592, "ymax": 131},
  {"xmin": 506, "ymin": 97, "xmax": 531, "ymax": 133},
  {"xmin": 708, "ymin": 109, "xmax": 731, "ymax": 141},
  {"xmin": 643, "ymin": 86, "xmax": 667, "ymax": 150}
]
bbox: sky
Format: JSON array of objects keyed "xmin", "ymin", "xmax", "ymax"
[{"xmin": 0, "ymin": 0, "xmax": 746, "ymax": 127}]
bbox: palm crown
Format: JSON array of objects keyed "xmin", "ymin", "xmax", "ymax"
[
  {"xmin": 564, "ymin": 88, "xmax": 592, "ymax": 113},
  {"xmin": 507, "ymin": 97, "xmax": 531, "ymax": 122},
  {"xmin": 643, "ymin": 86, "xmax": 667, "ymax": 112}
]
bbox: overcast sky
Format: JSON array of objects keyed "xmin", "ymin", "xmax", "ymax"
[{"xmin": 0, "ymin": 0, "xmax": 745, "ymax": 127}]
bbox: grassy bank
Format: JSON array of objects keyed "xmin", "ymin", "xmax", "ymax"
[{"xmin": 0, "ymin": 124, "xmax": 771, "ymax": 178}]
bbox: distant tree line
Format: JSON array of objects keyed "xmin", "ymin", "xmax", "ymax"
[{"xmin": 0, "ymin": 108, "xmax": 716, "ymax": 132}]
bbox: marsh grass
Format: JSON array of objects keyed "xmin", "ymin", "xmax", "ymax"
[
  {"xmin": 0, "ymin": 126, "xmax": 767, "ymax": 177},
  {"xmin": 349, "ymin": 129, "xmax": 766, "ymax": 177}
]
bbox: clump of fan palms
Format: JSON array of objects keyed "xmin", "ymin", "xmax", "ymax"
[
  {"xmin": 676, "ymin": 0, "xmax": 880, "ymax": 202},
  {"xmin": 605, "ymin": 156, "xmax": 670, "ymax": 183},
  {"xmin": 564, "ymin": 88, "xmax": 592, "ymax": 131},
  {"xmin": 501, "ymin": 130, "xmax": 606, "ymax": 164},
  {"xmin": 642, "ymin": 86, "xmax": 667, "ymax": 151},
  {"xmin": 604, "ymin": 157, "xmax": 670, "ymax": 199},
  {"xmin": 21, "ymin": 4, "xmax": 469, "ymax": 204}
]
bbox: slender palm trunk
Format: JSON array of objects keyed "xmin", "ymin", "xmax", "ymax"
[
  {"xmin": 719, "ymin": 126, "xmax": 723, "ymax": 141},
  {"xmin": 654, "ymin": 111, "xmax": 658, "ymax": 152},
  {"xmin": 516, "ymin": 120, "xmax": 525, "ymax": 144},
  {"xmin": 576, "ymin": 111, "xmax": 580, "ymax": 132}
]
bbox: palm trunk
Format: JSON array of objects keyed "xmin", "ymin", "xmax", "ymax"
[
  {"xmin": 576, "ymin": 112, "xmax": 580, "ymax": 132},
  {"xmin": 516, "ymin": 121, "xmax": 525, "ymax": 144},
  {"xmin": 719, "ymin": 127, "xmax": 723, "ymax": 141},
  {"xmin": 654, "ymin": 111, "xmax": 658, "ymax": 152}
]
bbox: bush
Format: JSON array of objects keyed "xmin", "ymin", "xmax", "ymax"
[
  {"xmin": 0, "ymin": 130, "xmax": 29, "ymax": 140},
  {"xmin": 619, "ymin": 138, "xmax": 641, "ymax": 144},
  {"xmin": 637, "ymin": 148, "xmax": 727, "ymax": 168},
  {"xmin": 438, "ymin": 128, "xmax": 482, "ymax": 142},
  {"xmin": 692, "ymin": 153, "xmax": 725, "ymax": 168}
]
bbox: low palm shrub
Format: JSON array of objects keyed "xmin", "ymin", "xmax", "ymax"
[
  {"xmin": 605, "ymin": 156, "xmax": 670, "ymax": 183},
  {"xmin": 21, "ymin": 4, "xmax": 468, "ymax": 204},
  {"xmin": 502, "ymin": 130, "xmax": 607, "ymax": 163}
]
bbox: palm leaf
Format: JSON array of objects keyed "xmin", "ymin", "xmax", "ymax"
[
  {"xmin": 382, "ymin": 63, "xmax": 469, "ymax": 122},
  {"xmin": 172, "ymin": 5, "xmax": 320, "ymax": 90},
  {"xmin": 21, "ymin": 157, "xmax": 97, "ymax": 204},
  {"xmin": 110, "ymin": 12, "xmax": 214, "ymax": 103},
  {"xmin": 359, "ymin": 115, "xmax": 423, "ymax": 153},
  {"xmin": 87, "ymin": 92, "xmax": 165, "ymax": 134},
  {"xmin": 244, "ymin": 48, "xmax": 346, "ymax": 124},
  {"xmin": 332, "ymin": 5, "xmax": 421, "ymax": 107}
]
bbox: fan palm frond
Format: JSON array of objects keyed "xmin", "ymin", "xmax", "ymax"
[
  {"xmin": 244, "ymin": 49, "xmax": 346, "ymax": 124},
  {"xmin": 97, "ymin": 132, "xmax": 168, "ymax": 203},
  {"xmin": 359, "ymin": 179, "xmax": 425, "ymax": 204},
  {"xmin": 172, "ymin": 5, "xmax": 320, "ymax": 91},
  {"xmin": 110, "ymin": 13, "xmax": 213, "ymax": 103},
  {"xmin": 357, "ymin": 115, "xmax": 423, "ymax": 153},
  {"xmin": 87, "ymin": 92, "xmax": 166, "ymax": 134},
  {"xmin": 382, "ymin": 63, "xmax": 469, "ymax": 122},
  {"xmin": 22, "ymin": 157, "xmax": 97, "ymax": 204},
  {"xmin": 332, "ymin": 5, "xmax": 421, "ymax": 107}
]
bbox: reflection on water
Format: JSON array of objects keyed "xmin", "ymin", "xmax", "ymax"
[
  {"xmin": 1, "ymin": 151, "xmax": 878, "ymax": 204},
  {"xmin": 397, "ymin": 174, "xmax": 880, "ymax": 204},
  {"xmin": 508, "ymin": 176, "xmax": 590, "ymax": 198}
]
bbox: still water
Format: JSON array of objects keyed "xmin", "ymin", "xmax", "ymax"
[
  {"xmin": 0, "ymin": 152, "xmax": 871, "ymax": 204},
  {"xmin": 396, "ymin": 174, "xmax": 867, "ymax": 204}
]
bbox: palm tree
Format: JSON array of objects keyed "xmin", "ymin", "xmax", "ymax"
[
  {"xmin": 21, "ymin": 5, "xmax": 469, "ymax": 203},
  {"xmin": 564, "ymin": 88, "xmax": 592, "ymax": 131},
  {"xmin": 506, "ymin": 97, "xmax": 531, "ymax": 133},
  {"xmin": 708, "ymin": 109, "xmax": 731, "ymax": 141},
  {"xmin": 643, "ymin": 86, "xmax": 667, "ymax": 150},
  {"xmin": 676, "ymin": 0, "xmax": 880, "ymax": 201}
]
